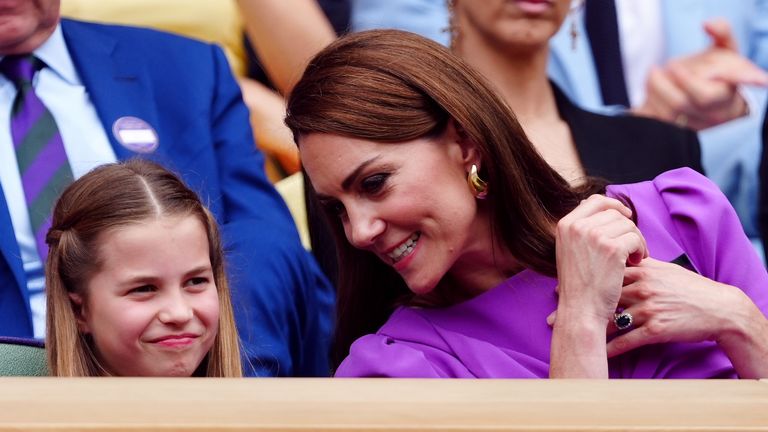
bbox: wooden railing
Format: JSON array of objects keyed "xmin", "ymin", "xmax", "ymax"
[{"xmin": 0, "ymin": 378, "xmax": 766, "ymax": 431}]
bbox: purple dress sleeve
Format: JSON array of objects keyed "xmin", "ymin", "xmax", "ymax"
[
  {"xmin": 609, "ymin": 168, "xmax": 768, "ymax": 314},
  {"xmin": 606, "ymin": 168, "xmax": 768, "ymax": 378}
]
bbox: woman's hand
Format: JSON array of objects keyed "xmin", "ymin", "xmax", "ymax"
[
  {"xmin": 555, "ymin": 195, "xmax": 648, "ymax": 324},
  {"xmin": 608, "ymin": 258, "xmax": 768, "ymax": 378},
  {"xmin": 549, "ymin": 195, "xmax": 648, "ymax": 378}
]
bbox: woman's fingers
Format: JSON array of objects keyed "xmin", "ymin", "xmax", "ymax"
[{"xmin": 606, "ymin": 325, "xmax": 659, "ymax": 358}]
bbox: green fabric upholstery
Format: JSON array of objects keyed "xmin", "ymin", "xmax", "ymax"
[{"xmin": 0, "ymin": 337, "xmax": 48, "ymax": 376}]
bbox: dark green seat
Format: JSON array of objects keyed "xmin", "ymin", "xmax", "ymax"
[{"xmin": 0, "ymin": 336, "xmax": 48, "ymax": 376}]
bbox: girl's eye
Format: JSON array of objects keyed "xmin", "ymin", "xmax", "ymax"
[
  {"xmin": 128, "ymin": 285, "xmax": 155, "ymax": 295},
  {"xmin": 360, "ymin": 173, "xmax": 389, "ymax": 194},
  {"xmin": 184, "ymin": 277, "xmax": 211, "ymax": 292},
  {"xmin": 186, "ymin": 277, "xmax": 209, "ymax": 287}
]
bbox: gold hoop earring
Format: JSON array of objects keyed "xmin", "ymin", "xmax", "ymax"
[{"xmin": 467, "ymin": 164, "xmax": 488, "ymax": 199}]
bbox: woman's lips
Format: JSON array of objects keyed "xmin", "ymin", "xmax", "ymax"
[{"xmin": 514, "ymin": 0, "xmax": 554, "ymax": 14}]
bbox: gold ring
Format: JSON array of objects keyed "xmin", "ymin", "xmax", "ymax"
[{"xmin": 675, "ymin": 114, "xmax": 688, "ymax": 128}]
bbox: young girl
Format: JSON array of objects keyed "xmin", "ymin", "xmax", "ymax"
[{"xmin": 45, "ymin": 159, "xmax": 242, "ymax": 377}]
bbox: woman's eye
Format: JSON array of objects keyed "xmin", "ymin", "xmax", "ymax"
[
  {"xmin": 323, "ymin": 200, "xmax": 346, "ymax": 217},
  {"xmin": 360, "ymin": 173, "xmax": 389, "ymax": 194}
]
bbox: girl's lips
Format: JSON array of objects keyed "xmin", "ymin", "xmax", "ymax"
[{"xmin": 149, "ymin": 334, "xmax": 199, "ymax": 347}]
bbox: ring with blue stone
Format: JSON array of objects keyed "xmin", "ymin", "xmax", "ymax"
[{"xmin": 613, "ymin": 311, "xmax": 633, "ymax": 330}]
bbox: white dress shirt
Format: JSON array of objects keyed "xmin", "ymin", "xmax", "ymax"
[
  {"xmin": 615, "ymin": 0, "xmax": 664, "ymax": 107},
  {"xmin": 0, "ymin": 25, "xmax": 116, "ymax": 338}
]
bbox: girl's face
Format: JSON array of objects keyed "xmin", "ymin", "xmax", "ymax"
[
  {"xmin": 454, "ymin": 0, "xmax": 571, "ymax": 51},
  {"xmin": 300, "ymin": 127, "xmax": 498, "ymax": 295},
  {"xmin": 74, "ymin": 215, "xmax": 219, "ymax": 376}
]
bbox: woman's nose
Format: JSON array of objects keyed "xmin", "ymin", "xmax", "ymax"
[{"xmin": 346, "ymin": 205, "xmax": 385, "ymax": 249}]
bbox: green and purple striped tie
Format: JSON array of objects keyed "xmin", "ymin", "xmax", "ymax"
[{"xmin": 2, "ymin": 55, "xmax": 74, "ymax": 261}]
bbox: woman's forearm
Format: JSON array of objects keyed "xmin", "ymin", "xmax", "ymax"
[{"xmin": 237, "ymin": 0, "xmax": 336, "ymax": 95}]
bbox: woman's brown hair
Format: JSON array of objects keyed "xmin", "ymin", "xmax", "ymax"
[
  {"xmin": 45, "ymin": 159, "xmax": 242, "ymax": 377},
  {"xmin": 285, "ymin": 29, "xmax": 604, "ymax": 367}
]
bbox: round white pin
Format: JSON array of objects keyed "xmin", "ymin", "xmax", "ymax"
[{"xmin": 112, "ymin": 116, "xmax": 159, "ymax": 154}]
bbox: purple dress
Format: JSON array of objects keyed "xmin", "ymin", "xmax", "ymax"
[{"xmin": 335, "ymin": 168, "xmax": 768, "ymax": 378}]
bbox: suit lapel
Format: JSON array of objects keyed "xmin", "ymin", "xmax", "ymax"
[
  {"xmin": 0, "ymin": 184, "xmax": 27, "ymax": 301},
  {"xmin": 60, "ymin": 19, "xmax": 162, "ymax": 161}
]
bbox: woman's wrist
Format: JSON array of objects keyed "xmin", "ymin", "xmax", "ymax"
[
  {"xmin": 549, "ymin": 307, "xmax": 609, "ymax": 378},
  {"xmin": 713, "ymin": 285, "xmax": 759, "ymax": 345},
  {"xmin": 713, "ymin": 286, "xmax": 768, "ymax": 378}
]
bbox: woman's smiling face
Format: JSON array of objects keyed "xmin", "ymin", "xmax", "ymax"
[{"xmin": 300, "ymin": 126, "xmax": 496, "ymax": 295}]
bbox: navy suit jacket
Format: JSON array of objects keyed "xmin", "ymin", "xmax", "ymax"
[{"xmin": 0, "ymin": 19, "xmax": 334, "ymax": 376}]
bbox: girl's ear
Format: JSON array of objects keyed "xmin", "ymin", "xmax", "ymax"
[
  {"xmin": 446, "ymin": 119, "xmax": 481, "ymax": 169},
  {"xmin": 68, "ymin": 293, "xmax": 90, "ymax": 334}
]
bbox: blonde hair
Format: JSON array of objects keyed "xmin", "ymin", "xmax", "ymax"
[{"xmin": 45, "ymin": 159, "xmax": 242, "ymax": 377}]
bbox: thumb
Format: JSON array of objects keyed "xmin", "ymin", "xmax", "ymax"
[{"xmin": 704, "ymin": 19, "xmax": 738, "ymax": 51}]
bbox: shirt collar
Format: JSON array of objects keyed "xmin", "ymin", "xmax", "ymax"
[{"xmin": 31, "ymin": 24, "xmax": 82, "ymax": 86}]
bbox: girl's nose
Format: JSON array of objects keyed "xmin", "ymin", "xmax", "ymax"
[{"xmin": 157, "ymin": 291, "xmax": 194, "ymax": 324}]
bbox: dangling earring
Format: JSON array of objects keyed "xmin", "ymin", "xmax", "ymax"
[
  {"xmin": 467, "ymin": 164, "xmax": 488, "ymax": 199},
  {"xmin": 444, "ymin": 0, "xmax": 460, "ymax": 51},
  {"xmin": 569, "ymin": 0, "xmax": 585, "ymax": 51}
]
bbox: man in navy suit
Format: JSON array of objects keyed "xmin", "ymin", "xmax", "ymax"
[{"xmin": 0, "ymin": 0, "xmax": 333, "ymax": 376}]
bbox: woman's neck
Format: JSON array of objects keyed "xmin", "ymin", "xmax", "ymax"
[
  {"xmin": 456, "ymin": 36, "xmax": 586, "ymax": 184},
  {"xmin": 438, "ymin": 206, "xmax": 523, "ymax": 303},
  {"xmin": 455, "ymin": 38, "xmax": 557, "ymax": 121}
]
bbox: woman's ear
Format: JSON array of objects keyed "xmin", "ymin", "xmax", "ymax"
[
  {"xmin": 68, "ymin": 293, "xmax": 90, "ymax": 334},
  {"xmin": 446, "ymin": 119, "xmax": 481, "ymax": 169}
]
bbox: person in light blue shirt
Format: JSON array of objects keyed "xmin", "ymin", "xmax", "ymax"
[
  {"xmin": 350, "ymin": 0, "xmax": 450, "ymax": 46},
  {"xmin": 548, "ymin": 0, "xmax": 768, "ymax": 259}
]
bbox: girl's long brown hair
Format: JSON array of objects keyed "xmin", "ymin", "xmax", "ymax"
[
  {"xmin": 45, "ymin": 159, "xmax": 242, "ymax": 377},
  {"xmin": 285, "ymin": 30, "xmax": 604, "ymax": 368}
]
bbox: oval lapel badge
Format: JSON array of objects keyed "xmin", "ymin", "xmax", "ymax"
[{"xmin": 112, "ymin": 116, "xmax": 159, "ymax": 154}]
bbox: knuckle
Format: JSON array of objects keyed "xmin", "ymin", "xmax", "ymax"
[
  {"xmin": 556, "ymin": 218, "xmax": 573, "ymax": 237},
  {"xmin": 570, "ymin": 219, "xmax": 590, "ymax": 237},
  {"xmin": 597, "ymin": 240, "xmax": 620, "ymax": 257},
  {"xmin": 612, "ymin": 337, "xmax": 632, "ymax": 353},
  {"xmin": 637, "ymin": 287, "xmax": 653, "ymax": 300},
  {"xmin": 643, "ymin": 320, "xmax": 664, "ymax": 338}
]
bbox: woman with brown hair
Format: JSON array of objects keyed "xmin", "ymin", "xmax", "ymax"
[
  {"xmin": 286, "ymin": 29, "xmax": 768, "ymax": 378},
  {"xmin": 46, "ymin": 160, "xmax": 242, "ymax": 377}
]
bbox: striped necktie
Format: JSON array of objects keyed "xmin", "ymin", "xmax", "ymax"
[{"xmin": 1, "ymin": 54, "xmax": 74, "ymax": 261}]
